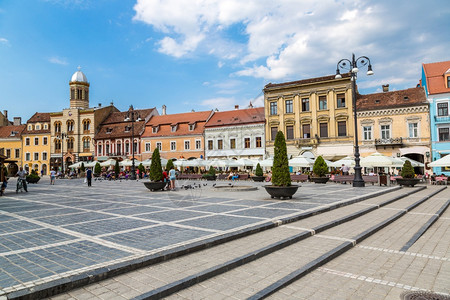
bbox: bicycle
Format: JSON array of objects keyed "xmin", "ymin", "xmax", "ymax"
[{"xmin": 16, "ymin": 178, "xmax": 26, "ymax": 193}]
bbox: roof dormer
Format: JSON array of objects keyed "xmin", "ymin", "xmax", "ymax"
[
  {"xmin": 152, "ymin": 126, "xmax": 159, "ymax": 133},
  {"xmin": 445, "ymin": 68, "xmax": 450, "ymax": 88}
]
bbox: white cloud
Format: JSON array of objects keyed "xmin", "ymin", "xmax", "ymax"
[
  {"xmin": 0, "ymin": 38, "xmax": 9, "ymax": 46},
  {"xmin": 133, "ymin": 0, "xmax": 450, "ymax": 91},
  {"xmin": 48, "ymin": 56, "xmax": 68, "ymax": 65},
  {"xmin": 199, "ymin": 97, "xmax": 236, "ymax": 111}
]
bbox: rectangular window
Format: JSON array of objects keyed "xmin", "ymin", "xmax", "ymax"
[
  {"xmin": 338, "ymin": 121, "xmax": 346, "ymax": 137},
  {"xmin": 42, "ymin": 152, "xmax": 47, "ymax": 161},
  {"xmin": 34, "ymin": 153, "xmax": 39, "ymax": 160},
  {"xmin": 6, "ymin": 149, "xmax": 10, "ymax": 158},
  {"xmin": 133, "ymin": 142, "xmax": 137, "ymax": 153},
  {"xmin": 152, "ymin": 127, "xmax": 158, "ymax": 133},
  {"xmin": 189, "ymin": 124, "xmax": 195, "ymax": 131},
  {"xmin": 25, "ymin": 138, "xmax": 30, "ymax": 146},
  {"xmin": 171, "ymin": 126, "xmax": 176, "ymax": 132},
  {"xmin": 439, "ymin": 128, "xmax": 449, "ymax": 141},
  {"xmin": 286, "ymin": 125, "xmax": 294, "ymax": 140},
  {"xmin": 271, "ymin": 127, "xmax": 278, "ymax": 141},
  {"xmin": 302, "ymin": 124, "xmax": 310, "ymax": 138},
  {"xmin": 363, "ymin": 126, "xmax": 372, "ymax": 140},
  {"xmin": 408, "ymin": 123, "xmax": 418, "ymax": 138},
  {"xmin": 256, "ymin": 137, "xmax": 262, "ymax": 148},
  {"xmin": 170, "ymin": 141, "xmax": 176, "ymax": 151},
  {"xmin": 230, "ymin": 138, "xmax": 236, "ymax": 149},
  {"xmin": 381, "ymin": 125, "xmax": 391, "ymax": 139},
  {"xmin": 437, "ymin": 103, "xmax": 448, "ymax": 116},
  {"xmin": 184, "ymin": 140, "xmax": 190, "ymax": 150},
  {"xmin": 270, "ymin": 102, "xmax": 277, "ymax": 115},
  {"xmin": 98, "ymin": 145, "xmax": 103, "ymax": 155},
  {"xmin": 208, "ymin": 140, "xmax": 213, "ymax": 150},
  {"xmin": 156, "ymin": 142, "xmax": 162, "ymax": 151},
  {"xmin": 145, "ymin": 143, "xmax": 151, "ymax": 152},
  {"xmin": 43, "ymin": 137, "xmax": 48, "ymax": 145},
  {"xmin": 195, "ymin": 140, "xmax": 201, "ymax": 149},
  {"xmin": 320, "ymin": 123, "xmax": 328, "ymax": 138},
  {"xmin": 337, "ymin": 94, "xmax": 346, "ymax": 108},
  {"xmin": 285, "ymin": 100, "xmax": 293, "ymax": 114},
  {"xmin": 319, "ymin": 96, "xmax": 327, "ymax": 110},
  {"xmin": 244, "ymin": 138, "xmax": 251, "ymax": 148},
  {"xmin": 15, "ymin": 149, "xmax": 20, "ymax": 158},
  {"xmin": 34, "ymin": 137, "xmax": 38, "ymax": 145},
  {"xmin": 26, "ymin": 153, "xmax": 30, "ymax": 161},
  {"xmin": 302, "ymin": 98, "xmax": 310, "ymax": 112},
  {"xmin": 217, "ymin": 139, "xmax": 223, "ymax": 150}
]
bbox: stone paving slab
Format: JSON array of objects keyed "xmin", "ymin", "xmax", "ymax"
[{"xmin": 0, "ymin": 177, "xmax": 394, "ymax": 298}]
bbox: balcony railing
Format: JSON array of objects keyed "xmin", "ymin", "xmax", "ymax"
[
  {"xmin": 375, "ymin": 137, "xmax": 403, "ymax": 146},
  {"xmin": 434, "ymin": 115, "xmax": 450, "ymax": 123}
]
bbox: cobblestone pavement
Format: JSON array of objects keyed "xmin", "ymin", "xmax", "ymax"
[{"xmin": 0, "ymin": 176, "xmax": 390, "ymax": 299}]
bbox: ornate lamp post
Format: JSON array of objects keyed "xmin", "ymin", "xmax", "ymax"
[
  {"xmin": 124, "ymin": 105, "xmax": 141, "ymax": 180},
  {"xmin": 57, "ymin": 132, "xmax": 68, "ymax": 175},
  {"xmin": 335, "ymin": 53, "xmax": 374, "ymax": 187}
]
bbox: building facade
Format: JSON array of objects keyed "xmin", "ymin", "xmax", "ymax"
[
  {"xmin": 204, "ymin": 106, "xmax": 265, "ymax": 160},
  {"xmin": 50, "ymin": 68, "xmax": 118, "ymax": 172},
  {"xmin": 141, "ymin": 110, "xmax": 214, "ymax": 160},
  {"xmin": 94, "ymin": 107, "xmax": 158, "ymax": 161},
  {"xmin": 357, "ymin": 86, "xmax": 430, "ymax": 173},
  {"xmin": 422, "ymin": 61, "xmax": 450, "ymax": 175},
  {"xmin": 264, "ymin": 74, "xmax": 354, "ymax": 159},
  {"xmin": 22, "ymin": 113, "xmax": 51, "ymax": 175},
  {"xmin": 0, "ymin": 124, "xmax": 26, "ymax": 175}
]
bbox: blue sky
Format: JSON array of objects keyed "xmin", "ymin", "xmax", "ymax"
[{"xmin": 1, "ymin": 0, "xmax": 449, "ymax": 122}]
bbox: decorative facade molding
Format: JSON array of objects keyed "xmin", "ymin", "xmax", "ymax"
[{"xmin": 357, "ymin": 105, "xmax": 429, "ymax": 118}]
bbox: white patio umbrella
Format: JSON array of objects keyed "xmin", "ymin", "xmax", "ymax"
[
  {"xmin": 360, "ymin": 152, "xmax": 403, "ymax": 168},
  {"xmin": 289, "ymin": 155, "xmax": 314, "ymax": 167},
  {"xmin": 173, "ymin": 159, "xmax": 187, "ymax": 167},
  {"xmin": 141, "ymin": 159, "xmax": 152, "ymax": 167},
  {"xmin": 429, "ymin": 155, "xmax": 450, "ymax": 167},
  {"xmin": 226, "ymin": 159, "xmax": 241, "ymax": 168},
  {"xmin": 399, "ymin": 157, "xmax": 424, "ymax": 167},
  {"xmin": 119, "ymin": 158, "xmax": 141, "ymax": 167},
  {"xmin": 236, "ymin": 158, "xmax": 257, "ymax": 167},
  {"xmin": 258, "ymin": 158, "xmax": 274, "ymax": 167},
  {"xmin": 68, "ymin": 162, "xmax": 83, "ymax": 169},
  {"xmin": 84, "ymin": 161, "xmax": 97, "ymax": 168},
  {"xmin": 206, "ymin": 159, "xmax": 228, "ymax": 168},
  {"xmin": 100, "ymin": 159, "xmax": 116, "ymax": 167},
  {"xmin": 329, "ymin": 156, "xmax": 355, "ymax": 168}
]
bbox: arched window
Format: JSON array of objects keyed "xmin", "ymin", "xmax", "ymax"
[
  {"xmin": 83, "ymin": 119, "xmax": 90, "ymax": 132},
  {"xmin": 82, "ymin": 137, "xmax": 90, "ymax": 151},
  {"xmin": 54, "ymin": 121, "xmax": 61, "ymax": 133},
  {"xmin": 67, "ymin": 137, "xmax": 74, "ymax": 150},
  {"xmin": 67, "ymin": 120, "xmax": 74, "ymax": 133},
  {"xmin": 125, "ymin": 141, "xmax": 130, "ymax": 155},
  {"xmin": 116, "ymin": 141, "xmax": 122, "ymax": 155},
  {"xmin": 54, "ymin": 139, "xmax": 61, "ymax": 153}
]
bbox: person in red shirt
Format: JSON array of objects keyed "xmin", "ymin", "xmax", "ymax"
[{"xmin": 162, "ymin": 169, "xmax": 169, "ymax": 190}]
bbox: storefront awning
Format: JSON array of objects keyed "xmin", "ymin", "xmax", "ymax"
[{"xmin": 79, "ymin": 153, "xmax": 94, "ymax": 157}]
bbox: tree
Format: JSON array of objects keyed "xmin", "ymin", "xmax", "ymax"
[
  {"xmin": 94, "ymin": 162, "xmax": 101, "ymax": 176},
  {"xmin": 401, "ymin": 160, "xmax": 415, "ymax": 179},
  {"xmin": 312, "ymin": 156, "xmax": 328, "ymax": 177},
  {"xmin": 271, "ymin": 131, "xmax": 291, "ymax": 186},
  {"xmin": 114, "ymin": 160, "xmax": 120, "ymax": 176},
  {"xmin": 138, "ymin": 163, "xmax": 145, "ymax": 178},
  {"xmin": 149, "ymin": 148, "xmax": 163, "ymax": 181},
  {"xmin": 80, "ymin": 162, "xmax": 85, "ymax": 172},
  {"xmin": 255, "ymin": 163, "xmax": 264, "ymax": 176},
  {"xmin": 166, "ymin": 159, "xmax": 174, "ymax": 171}
]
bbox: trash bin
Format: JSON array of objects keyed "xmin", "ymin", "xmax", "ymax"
[{"xmin": 379, "ymin": 173, "xmax": 387, "ymax": 186}]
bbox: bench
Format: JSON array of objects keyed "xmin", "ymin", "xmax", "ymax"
[
  {"xmin": 237, "ymin": 174, "xmax": 249, "ymax": 180},
  {"xmin": 290, "ymin": 174, "xmax": 309, "ymax": 182},
  {"xmin": 331, "ymin": 175, "xmax": 354, "ymax": 183},
  {"xmin": 362, "ymin": 175, "xmax": 378, "ymax": 185}
]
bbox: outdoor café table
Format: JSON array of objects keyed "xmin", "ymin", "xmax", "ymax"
[{"xmin": 435, "ymin": 176, "xmax": 448, "ymax": 185}]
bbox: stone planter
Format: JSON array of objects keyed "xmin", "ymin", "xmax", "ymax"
[
  {"xmin": 251, "ymin": 176, "xmax": 265, "ymax": 182},
  {"xmin": 26, "ymin": 176, "xmax": 40, "ymax": 184},
  {"xmin": 264, "ymin": 185, "xmax": 299, "ymax": 200},
  {"xmin": 310, "ymin": 177, "xmax": 329, "ymax": 184},
  {"xmin": 143, "ymin": 181, "xmax": 167, "ymax": 191},
  {"xmin": 203, "ymin": 175, "xmax": 216, "ymax": 181},
  {"xmin": 396, "ymin": 178, "xmax": 420, "ymax": 187}
]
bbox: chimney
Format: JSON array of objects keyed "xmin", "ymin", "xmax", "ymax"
[
  {"xmin": 248, "ymin": 102, "xmax": 253, "ymax": 108},
  {"xmin": 3, "ymin": 110, "xmax": 7, "ymax": 119},
  {"xmin": 235, "ymin": 105, "xmax": 239, "ymax": 110},
  {"xmin": 13, "ymin": 117, "xmax": 21, "ymax": 125},
  {"xmin": 382, "ymin": 84, "xmax": 389, "ymax": 92},
  {"xmin": 98, "ymin": 103, "xmax": 102, "ymax": 107},
  {"xmin": 162, "ymin": 105, "xmax": 167, "ymax": 115}
]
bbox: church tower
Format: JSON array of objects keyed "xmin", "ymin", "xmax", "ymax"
[{"xmin": 69, "ymin": 67, "xmax": 89, "ymax": 109}]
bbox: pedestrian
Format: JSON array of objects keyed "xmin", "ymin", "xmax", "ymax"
[
  {"xmin": 50, "ymin": 168, "xmax": 56, "ymax": 185},
  {"xmin": 86, "ymin": 167, "xmax": 92, "ymax": 187},
  {"xmin": 169, "ymin": 166, "xmax": 176, "ymax": 190},
  {"xmin": 16, "ymin": 167, "xmax": 28, "ymax": 192}
]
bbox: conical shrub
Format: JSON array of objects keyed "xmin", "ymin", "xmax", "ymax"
[
  {"xmin": 401, "ymin": 160, "xmax": 415, "ymax": 179},
  {"xmin": 149, "ymin": 148, "xmax": 163, "ymax": 181},
  {"xmin": 272, "ymin": 131, "xmax": 291, "ymax": 186}
]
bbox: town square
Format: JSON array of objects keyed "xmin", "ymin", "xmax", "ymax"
[{"xmin": 1, "ymin": 0, "xmax": 450, "ymax": 299}]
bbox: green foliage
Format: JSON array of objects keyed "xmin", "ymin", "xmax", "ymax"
[
  {"xmin": 272, "ymin": 131, "xmax": 291, "ymax": 186},
  {"xmin": 166, "ymin": 159, "xmax": 174, "ymax": 171},
  {"xmin": 313, "ymin": 156, "xmax": 328, "ymax": 177},
  {"xmin": 401, "ymin": 160, "xmax": 415, "ymax": 178},
  {"xmin": 114, "ymin": 160, "xmax": 120, "ymax": 175},
  {"xmin": 202, "ymin": 166, "xmax": 216, "ymax": 179},
  {"xmin": 80, "ymin": 162, "xmax": 85, "ymax": 172},
  {"xmin": 26, "ymin": 169, "xmax": 40, "ymax": 181},
  {"xmin": 94, "ymin": 162, "xmax": 101, "ymax": 175},
  {"xmin": 149, "ymin": 148, "xmax": 163, "ymax": 181},
  {"xmin": 138, "ymin": 163, "xmax": 145, "ymax": 173},
  {"xmin": 255, "ymin": 163, "xmax": 264, "ymax": 176}
]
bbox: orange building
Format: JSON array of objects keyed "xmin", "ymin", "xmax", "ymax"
[{"xmin": 141, "ymin": 110, "xmax": 214, "ymax": 160}]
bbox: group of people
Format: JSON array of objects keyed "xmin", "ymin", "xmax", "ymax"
[{"xmin": 162, "ymin": 167, "xmax": 177, "ymax": 190}]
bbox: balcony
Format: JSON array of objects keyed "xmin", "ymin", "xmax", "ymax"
[
  {"xmin": 375, "ymin": 137, "xmax": 403, "ymax": 147},
  {"xmin": 294, "ymin": 137, "xmax": 319, "ymax": 147},
  {"xmin": 434, "ymin": 115, "xmax": 450, "ymax": 123}
]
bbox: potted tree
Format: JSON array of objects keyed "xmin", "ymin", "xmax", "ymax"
[
  {"xmin": 252, "ymin": 163, "xmax": 265, "ymax": 182},
  {"xmin": 94, "ymin": 162, "xmax": 101, "ymax": 177},
  {"xmin": 26, "ymin": 169, "xmax": 40, "ymax": 184},
  {"xmin": 114, "ymin": 160, "xmax": 120, "ymax": 179},
  {"xmin": 396, "ymin": 160, "xmax": 420, "ymax": 187},
  {"xmin": 80, "ymin": 162, "xmax": 86, "ymax": 178},
  {"xmin": 143, "ymin": 148, "xmax": 166, "ymax": 191},
  {"xmin": 137, "ymin": 163, "xmax": 145, "ymax": 179},
  {"xmin": 310, "ymin": 156, "xmax": 329, "ymax": 184},
  {"xmin": 166, "ymin": 159, "xmax": 174, "ymax": 171},
  {"xmin": 202, "ymin": 166, "xmax": 217, "ymax": 181},
  {"xmin": 264, "ymin": 131, "xmax": 299, "ymax": 199}
]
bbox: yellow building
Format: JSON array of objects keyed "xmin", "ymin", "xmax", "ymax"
[
  {"xmin": 0, "ymin": 124, "xmax": 26, "ymax": 175},
  {"xmin": 264, "ymin": 74, "xmax": 354, "ymax": 159},
  {"xmin": 22, "ymin": 113, "xmax": 51, "ymax": 175},
  {"xmin": 357, "ymin": 86, "xmax": 431, "ymax": 169}
]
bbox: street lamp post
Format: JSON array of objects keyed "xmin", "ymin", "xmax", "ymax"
[
  {"xmin": 335, "ymin": 53, "xmax": 374, "ymax": 187},
  {"xmin": 58, "ymin": 132, "xmax": 68, "ymax": 175},
  {"xmin": 124, "ymin": 105, "xmax": 141, "ymax": 180}
]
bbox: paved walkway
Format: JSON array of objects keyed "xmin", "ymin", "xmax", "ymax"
[{"xmin": 0, "ymin": 177, "xmax": 391, "ymax": 299}]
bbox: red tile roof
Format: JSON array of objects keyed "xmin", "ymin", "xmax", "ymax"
[
  {"xmin": 205, "ymin": 107, "xmax": 265, "ymax": 128},
  {"xmin": 27, "ymin": 112, "xmax": 51, "ymax": 123},
  {"xmin": 0, "ymin": 125, "xmax": 26, "ymax": 139},
  {"xmin": 357, "ymin": 87, "xmax": 427, "ymax": 111},
  {"xmin": 422, "ymin": 61, "xmax": 450, "ymax": 95},
  {"xmin": 101, "ymin": 108, "xmax": 157, "ymax": 124}
]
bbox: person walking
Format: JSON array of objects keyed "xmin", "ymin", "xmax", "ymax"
[
  {"xmin": 16, "ymin": 167, "xmax": 28, "ymax": 192},
  {"xmin": 169, "ymin": 166, "xmax": 176, "ymax": 190},
  {"xmin": 86, "ymin": 167, "xmax": 92, "ymax": 187},
  {"xmin": 50, "ymin": 168, "xmax": 56, "ymax": 185}
]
